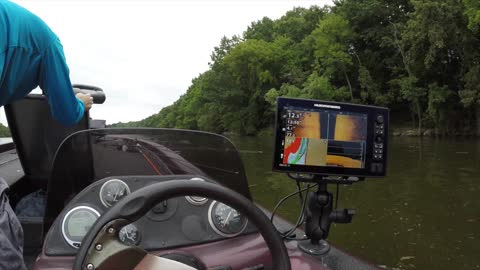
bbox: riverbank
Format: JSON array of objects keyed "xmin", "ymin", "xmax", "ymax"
[
  {"xmin": 391, "ymin": 127, "xmax": 480, "ymax": 137},
  {"xmin": 234, "ymin": 126, "xmax": 480, "ymax": 138}
]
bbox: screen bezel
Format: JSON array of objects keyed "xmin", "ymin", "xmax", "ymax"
[{"xmin": 272, "ymin": 97, "xmax": 389, "ymax": 177}]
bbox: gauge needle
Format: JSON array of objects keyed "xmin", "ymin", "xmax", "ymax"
[
  {"xmin": 113, "ymin": 188, "xmax": 120, "ymax": 201},
  {"xmin": 126, "ymin": 231, "xmax": 135, "ymax": 241},
  {"xmin": 223, "ymin": 211, "xmax": 232, "ymax": 227}
]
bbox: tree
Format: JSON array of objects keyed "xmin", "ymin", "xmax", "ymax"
[
  {"xmin": 335, "ymin": 0, "xmax": 412, "ymax": 106},
  {"xmin": 427, "ymin": 83, "xmax": 455, "ymax": 133},
  {"xmin": 0, "ymin": 123, "xmax": 10, "ymax": 137},
  {"xmin": 309, "ymin": 14, "xmax": 355, "ymax": 100},
  {"xmin": 115, "ymin": 0, "xmax": 480, "ymax": 136},
  {"xmin": 393, "ymin": 0, "xmax": 473, "ymax": 133},
  {"xmin": 460, "ymin": 65, "xmax": 480, "ymax": 134},
  {"xmin": 390, "ymin": 76, "xmax": 426, "ymax": 133},
  {"xmin": 244, "ymin": 17, "xmax": 276, "ymax": 42},
  {"xmin": 464, "ymin": 0, "xmax": 480, "ymax": 33},
  {"xmin": 209, "ymin": 36, "xmax": 241, "ymax": 67}
]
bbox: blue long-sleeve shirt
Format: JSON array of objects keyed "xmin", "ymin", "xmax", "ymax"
[{"xmin": 0, "ymin": 0, "xmax": 84, "ymax": 126}]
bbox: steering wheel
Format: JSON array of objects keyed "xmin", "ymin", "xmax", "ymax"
[{"xmin": 73, "ymin": 180, "xmax": 292, "ymax": 270}]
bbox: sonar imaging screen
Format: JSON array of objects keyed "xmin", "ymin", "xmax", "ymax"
[{"xmin": 281, "ymin": 108, "xmax": 368, "ymax": 169}]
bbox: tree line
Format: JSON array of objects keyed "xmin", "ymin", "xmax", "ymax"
[
  {"xmin": 0, "ymin": 123, "xmax": 11, "ymax": 137},
  {"xmin": 112, "ymin": 0, "xmax": 480, "ymax": 136}
]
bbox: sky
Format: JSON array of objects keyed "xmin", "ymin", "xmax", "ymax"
[{"xmin": 2, "ymin": 0, "xmax": 333, "ymax": 125}]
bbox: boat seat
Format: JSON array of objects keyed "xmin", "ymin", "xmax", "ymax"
[
  {"xmin": 4, "ymin": 94, "xmax": 89, "ymax": 186},
  {"xmin": 4, "ymin": 94, "xmax": 90, "ymax": 262}
]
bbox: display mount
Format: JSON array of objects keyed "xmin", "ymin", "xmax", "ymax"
[
  {"xmin": 297, "ymin": 177, "xmax": 356, "ymax": 256},
  {"xmin": 287, "ymin": 172, "xmax": 364, "ymax": 184},
  {"xmin": 273, "ymin": 97, "xmax": 389, "ymax": 180}
]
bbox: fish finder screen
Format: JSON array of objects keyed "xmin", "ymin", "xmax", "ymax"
[{"xmin": 280, "ymin": 108, "xmax": 367, "ymax": 169}]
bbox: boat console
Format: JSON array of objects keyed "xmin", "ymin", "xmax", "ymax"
[{"xmin": 272, "ymin": 97, "xmax": 389, "ymax": 255}]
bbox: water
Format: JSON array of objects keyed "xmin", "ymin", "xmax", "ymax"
[
  {"xmin": 0, "ymin": 137, "xmax": 13, "ymax": 144},
  {"xmin": 231, "ymin": 135, "xmax": 480, "ymax": 270}
]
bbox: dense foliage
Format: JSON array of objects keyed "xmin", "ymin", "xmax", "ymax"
[
  {"xmin": 112, "ymin": 0, "xmax": 480, "ymax": 136},
  {"xmin": 0, "ymin": 123, "xmax": 10, "ymax": 137}
]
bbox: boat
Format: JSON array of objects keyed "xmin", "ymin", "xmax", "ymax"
[{"xmin": 1, "ymin": 85, "xmax": 384, "ymax": 270}]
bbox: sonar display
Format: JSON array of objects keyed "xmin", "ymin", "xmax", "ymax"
[{"xmin": 281, "ymin": 109, "xmax": 367, "ymax": 169}]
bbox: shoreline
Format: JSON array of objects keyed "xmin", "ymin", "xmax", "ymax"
[
  {"xmin": 391, "ymin": 128, "xmax": 480, "ymax": 137},
  {"xmin": 228, "ymin": 127, "xmax": 480, "ymax": 138}
]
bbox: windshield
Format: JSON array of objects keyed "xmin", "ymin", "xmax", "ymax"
[{"xmin": 44, "ymin": 128, "xmax": 251, "ymax": 229}]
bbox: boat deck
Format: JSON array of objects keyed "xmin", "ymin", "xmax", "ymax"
[{"xmin": 0, "ymin": 147, "xmax": 24, "ymax": 186}]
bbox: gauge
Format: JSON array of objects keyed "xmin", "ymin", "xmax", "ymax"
[
  {"xmin": 99, "ymin": 179, "xmax": 131, "ymax": 208},
  {"xmin": 185, "ymin": 195, "xmax": 208, "ymax": 205},
  {"xmin": 185, "ymin": 177, "xmax": 208, "ymax": 205},
  {"xmin": 62, "ymin": 206, "xmax": 100, "ymax": 249},
  {"xmin": 119, "ymin": 224, "xmax": 141, "ymax": 246},
  {"xmin": 208, "ymin": 201, "xmax": 248, "ymax": 237}
]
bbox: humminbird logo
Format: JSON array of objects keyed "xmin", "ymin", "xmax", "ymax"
[{"xmin": 314, "ymin": 104, "xmax": 341, "ymax": 109}]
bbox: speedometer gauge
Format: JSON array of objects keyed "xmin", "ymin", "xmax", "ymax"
[
  {"xmin": 99, "ymin": 179, "xmax": 131, "ymax": 208},
  {"xmin": 62, "ymin": 206, "xmax": 100, "ymax": 249},
  {"xmin": 208, "ymin": 201, "xmax": 248, "ymax": 237}
]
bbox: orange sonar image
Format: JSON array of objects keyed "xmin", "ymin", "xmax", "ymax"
[
  {"xmin": 292, "ymin": 112, "xmax": 321, "ymax": 139},
  {"xmin": 326, "ymin": 155, "xmax": 362, "ymax": 168},
  {"xmin": 334, "ymin": 115, "xmax": 366, "ymax": 141}
]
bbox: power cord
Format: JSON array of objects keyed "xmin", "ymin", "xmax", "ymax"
[
  {"xmin": 270, "ymin": 181, "xmax": 318, "ymax": 240},
  {"xmin": 281, "ymin": 183, "xmax": 311, "ymax": 240}
]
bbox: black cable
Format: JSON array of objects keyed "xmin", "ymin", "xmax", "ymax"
[
  {"xmin": 296, "ymin": 180, "xmax": 304, "ymax": 204},
  {"xmin": 335, "ymin": 183, "xmax": 339, "ymax": 209},
  {"xmin": 281, "ymin": 184, "xmax": 311, "ymax": 239},
  {"xmin": 269, "ymin": 182, "xmax": 318, "ymax": 240},
  {"xmin": 270, "ymin": 184, "xmax": 311, "ymax": 223}
]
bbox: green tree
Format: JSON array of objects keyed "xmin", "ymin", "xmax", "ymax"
[
  {"xmin": 427, "ymin": 83, "xmax": 455, "ymax": 133},
  {"xmin": 390, "ymin": 76, "xmax": 426, "ymax": 133},
  {"xmin": 118, "ymin": 0, "xmax": 480, "ymax": 136},
  {"xmin": 0, "ymin": 123, "xmax": 10, "ymax": 137},
  {"xmin": 209, "ymin": 36, "xmax": 241, "ymax": 66},
  {"xmin": 464, "ymin": 0, "xmax": 480, "ymax": 32},
  {"xmin": 393, "ymin": 0, "xmax": 473, "ymax": 133},
  {"xmin": 308, "ymin": 14, "xmax": 355, "ymax": 100}
]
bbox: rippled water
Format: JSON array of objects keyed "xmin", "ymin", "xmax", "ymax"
[
  {"xmin": 231, "ymin": 135, "xmax": 480, "ymax": 270},
  {"xmin": 0, "ymin": 137, "xmax": 13, "ymax": 144}
]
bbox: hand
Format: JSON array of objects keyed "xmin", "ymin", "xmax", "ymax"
[{"xmin": 76, "ymin": 93, "xmax": 93, "ymax": 111}]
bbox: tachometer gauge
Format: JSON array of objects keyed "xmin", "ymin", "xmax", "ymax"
[
  {"xmin": 208, "ymin": 201, "xmax": 248, "ymax": 237},
  {"xmin": 62, "ymin": 206, "xmax": 100, "ymax": 249},
  {"xmin": 99, "ymin": 179, "xmax": 131, "ymax": 208},
  {"xmin": 119, "ymin": 224, "xmax": 141, "ymax": 246}
]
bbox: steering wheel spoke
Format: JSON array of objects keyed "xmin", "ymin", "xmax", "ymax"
[
  {"xmin": 81, "ymin": 218, "xmax": 197, "ymax": 270},
  {"xmin": 82, "ymin": 219, "xmax": 145, "ymax": 270},
  {"xmin": 133, "ymin": 255, "xmax": 197, "ymax": 270}
]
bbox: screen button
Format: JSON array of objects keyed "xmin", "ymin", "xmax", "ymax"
[
  {"xmin": 370, "ymin": 163, "xmax": 383, "ymax": 173},
  {"xmin": 376, "ymin": 115, "xmax": 384, "ymax": 124}
]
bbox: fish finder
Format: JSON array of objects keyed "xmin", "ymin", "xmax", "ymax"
[
  {"xmin": 271, "ymin": 97, "xmax": 390, "ymax": 256},
  {"xmin": 273, "ymin": 97, "xmax": 389, "ymax": 179}
]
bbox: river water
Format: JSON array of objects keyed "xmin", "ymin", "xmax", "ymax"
[
  {"xmin": 231, "ymin": 135, "xmax": 479, "ymax": 270},
  {"xmin": 0, "ymin": 137, "xmax": 13, "ymax": 144}
]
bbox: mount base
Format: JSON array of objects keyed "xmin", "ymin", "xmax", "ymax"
[{"xmin": 298, "ymin": 240, "xmax": 331, "ymax": 256}]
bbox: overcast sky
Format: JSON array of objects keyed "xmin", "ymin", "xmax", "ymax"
[{"xmin": 2, "ymin": 0, "xmax": 333, "ymax": 125}]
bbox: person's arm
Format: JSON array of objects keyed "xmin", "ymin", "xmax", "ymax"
[{"xmin": 38, "ymin": 38, "xmax": 89, "ymax": 126}]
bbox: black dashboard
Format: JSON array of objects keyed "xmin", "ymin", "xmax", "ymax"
[{"xmin": 44, "ymin": 175, "xmax": 257, "ymax": 256}]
